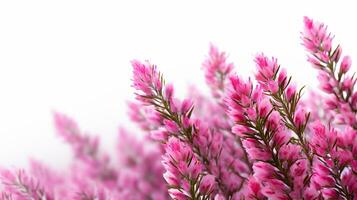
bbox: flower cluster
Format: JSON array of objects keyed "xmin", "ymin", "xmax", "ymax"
[
  {"xmin": 1, "ymin": 17, "xmax": 357, "ymax": 200},
  {"xmin": 302, "ymin": 16, "xmax": 357, "ymax": 128}
]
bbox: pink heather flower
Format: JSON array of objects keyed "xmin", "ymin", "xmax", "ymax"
[
  {"xmin": 290, "ymin": 159, "xmax": 308, "ymax": 183},
  {"xmin": 309, "ymin": 121, "xmax": 337, "ymax": 156},
  {"xmin": 199, "ymin": 174, "xmax": 216, "ymax": 194},
  {"xmin": 254, "ymin": 53, "xmax": 312, "ymax": 162},
  {"xmin": 294, "ymin": 108, "xmax": 307, "ymax": 127},
  {"xmin": 302, "ymin": 17, "xmax": 357, "ymax": 130},
  {"xmin": 252, "ymin": 162, "xmax": 276, "ymax": 180},
  {"xmin": 279, "ymin": 144, "xmax": 301, "ymax": 162},
  {"xmin": 254, "ymin": 54, "xmax": 280, "ymax": 93},
  {"xmin": 272, "ymin": 129, "xmax": 290, "ymax": 148},
  {"xmin": 164, "ymin": 83, "xmax": 174, "ymax": 101},
  {"xmin": 342, "ymin": 76, "xmax": 355, "ymax": 92},
  {"xmin": 277, "ymin": 68, "xmax": 288, "ymax": 87},
  {"xmin": 131, "ymin": 59, "xmax": 162, "ymax": 98},
  {"xmin": 340, "ymin": 55, "xmax": 352, "ymax": 73},
  {"xmin": 311, "ymin": 159, "xmax": 335, "ymax": 189},
  {"xmin": 243, "ymin": 138, "xmax": 271, "ymax": 161},
  {"xmin": 255, "ymin": 54, "xmax": 278, "ymax": 80},
  {"xmin": 163, "ymin": 119, "xmax": 180, "ymax": 133},
  {"xmin": 245, "ymin": 176, "xmax": 264, "ymax": 199},
  {"xmin": 202, "ymin": 44, "xmax": 234, "ymax": 99},
  {"xmin": 342, "ymin": 170, "xmax": 357, "ymax": 195},
  {"xmin": 258, "ymin": 98, "xmax": 272, "ymax": 117},
  {"xmin": 0, "ymin": 169, "xmax": 53, "ymax": 200},
  {"xmin": 337, "ymin": 127, "xmax": 357, "ymax": 155},
  {"xmin": 53, "ymin": 112, "xmax": 117, "ymax": 187},
  {"xmin": 192, "ymin": 121, "xmax": 249, "ymax": 196},
  {"xmin": 302, "ymin": 16, "xmax": 333, "ymax": 54},
  {"xmin": 162, "ymin": 137, "xmax": 214, "ymax": 199},
  {"xmin": 226, "ymin": 76, "xmax": 255, "ymax": 124},
  {"xmin": 150, "ymin": 128, "xmax": 169, "ymax": 141},
  {"xmin": 117, "ymin": 129, "xmax": 168, "ymax": 199},
  {"xmin": 131, "ymin": 59, "xmax": 250, "ymax": 197},
  {"xmin": 227, "ymin": 75, "xmax": 301, "ymax": 199},
  {"xmin": 266, "ymin": 110, "xmax": 281, "ymax": 131},
  {"xmin": 232, "ymin": 124, "xmax": 250, "ymax": 137},
  {"xmin": 28, "ymin": 160, "xmax": 66, "ymax": 198},
  {"xmin": 191, "ymin": 74, "xmax": 247, "ymax": 193},
  {"xmin": 127, "ymin": 101, "xmax": 162, "ymax": 131},
  {"xmin": 286, "ymin": 84, "xmax": 297, "ymax": 102}
]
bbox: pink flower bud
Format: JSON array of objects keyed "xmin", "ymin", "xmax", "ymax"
[
  {"xmin": 322, "ymin": 37, "xmax": 332, "ymax": 51},
  {"xmin": 258, "ymin": 99, "xmax": 272, "ymax": 117},
  {"xmin": 318, "ymin": 52, "xmax": 329, "ymax": 63},
  {"xmin": 290, "ymin": 159, "xmax": 307, "ymax": 178},
  {"xmin": 325, "ymin": 97, "xmax": 338, "ymax": 110},
  {"xmin": 247, "ymin": 108, "xmax": 257, "ymax": 121},
  {"xmin": 163, "ymin": 120, "xmax": 179, "ymax": 133},
  {"xmin": 286, "ymin": 84, "xmax": 296, "ymax": 102},
  {"xmin": 307, "ymin": 56, "xmax": 322, "ymax": 69},
  {"xmin": 322, "ymin": 189, "xmax": 339, "ymax": 199},
  {"xmin": 267, "ymin": 111, "xmax": 280, "ymax": 130},
  {"xmin": 150, "ymin": 128, "xmax": 168, "ymax": 141},
  {"xmin": 170, "ymin": 98, "xmax": 180, "ymax": 113},
  {"xmin": 342, "ymin": 76, "xmax": 354, "ymax": 91},
  {"xmin": 273, "ymin": 130, "xmax": 290, "ymax": 148},
  {"xmin": 182, "ymin": 116, "xmax": 191, "ymax": 129},
  {"xmin": 340, "ymin": 56, "xmax": 352, "ymax": 73},
  {"xmin": 331, "ymin": 46, "xmax": 342, "ymax": 62},
  {"xmin": 199, "ymin": 175, "xmax": 215, "ymax": 194},
  {"xmin": 181, "ymin": 99, "xmax": 193, "ymax": 114},
  {"xmin": 332, "ymin": 149, "xmax": 353, "ymax": 166},
  {"xmin": 164, "ymin": 83, "xmax": 174, "ymax": 100},
  {"xmin": 277, "ymin": 68, "xmax": 287, "ymax": 86},
  {"xmin": 232, "ymin": 124, "xmax": 249, "ymax": 137},
  {"xmin": 294, "ymin": 108, "xmax": 307, "ymax": 127},
  {"xmin": 253, "ymin": 162, "xmax": 275, "ymax": 180},
  {"xmin": 303, "ymin": 16, "xmax": 313, "ymax": 30},
  {"xmin": 248, "ymin": 177, "xmax": 261, "ymax": 194},
  {"xmin": 267, "ymin": 80, "xmax": 279, "ymax": 93}
]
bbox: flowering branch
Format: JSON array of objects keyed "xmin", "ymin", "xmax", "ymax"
[
  {"xmin": 227, "ymin": 76, "xmax": 306, "ymax": 199},
  {"xmin": 132, "ymin": 60, "xmax": 221, "ymax": 198},
  {"xmin": 163, "ymin": 137, "xmax": 214, "ymax": 200},
  {"xmin": 310, "ymin": 121, "xmax": 355, "ymax": 199},
  {"xmin": 302, "ymin": 16, "xmax": 357, "ymax": 129},
  {"xmin": 202, "ymin": 44, "xmax": 234, "ymax": 101},
  {"xmin": 53, "ymin": 112, "xmax": 117, "ymax": 187},
  {"xmin": 0, "ymin": 169, "xmax": 52, "ymax": 200},
  {"xmin": 254, "ymin": 54, "xmax": 312, "ymax": 163},
  {"xmin": 202, "ymin": 45, "xmax": 253, "ymax": 173}
]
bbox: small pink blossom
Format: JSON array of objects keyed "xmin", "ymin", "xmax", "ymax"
[{"xmin": 340, "ymin": 55, "xmax": 352, "ymax": 73}]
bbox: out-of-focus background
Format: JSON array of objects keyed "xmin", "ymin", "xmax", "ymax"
[{"xmin": 0, "ymin": 0, "xmax": 356, "ymax": 167}]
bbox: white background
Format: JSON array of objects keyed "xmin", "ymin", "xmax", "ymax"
[{"xmin": 0, "ymin": 0, "xmax": 356, "ymax": 168}]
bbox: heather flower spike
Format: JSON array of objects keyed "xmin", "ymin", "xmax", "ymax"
[
  {"xmin": 163, "ymin": 137, "xmax": 214, "ymax": 200},
  {"xmin": 227, "ymin": 76, "xmax": 305, "ymax": 199},
  {"xmin": 302, "ymin": 16, "xmax": 357, "ymax": 129},
  {"xmin": 254, "ymin": 54, "xmax": 312, "ymax": 162},
  {"xmin": 2, "ymin": 16, "xmax": 357, "ymax": 200},
  {"xmin": 202, "ymin": 44, "xmax": 234, "ymax": 100}
]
